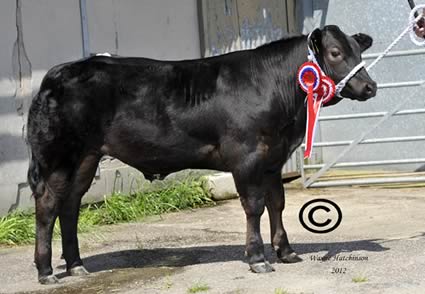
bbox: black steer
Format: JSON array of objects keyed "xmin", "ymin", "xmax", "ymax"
[{"xmin": 27, "ymin": 25, "xmax": 377, "ymax": 284}]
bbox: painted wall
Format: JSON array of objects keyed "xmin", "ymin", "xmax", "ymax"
[
  {"xmin": 0, "ymin": 0, "xmax": 83, "ymax": 216},
  {"xmin": 86, "ymin": 0, "xmax": 200, "ymax": 59},
  {"xmin": 0, "ymin": 0, "xmax": 200, "ymax": 216},
  {"xmin": 199, "ymin": 0, "xmax": 297, "ymax": 57}
]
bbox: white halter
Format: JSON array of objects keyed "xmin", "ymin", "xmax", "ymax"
[{"xmin": 307, "ymin": 34, "xmax": 366, "ymax": 99}]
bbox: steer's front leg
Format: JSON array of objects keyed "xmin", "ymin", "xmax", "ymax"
[
  {"xmin": 233, "ymin": 169, "xmax": 275, "ymax": 273},
  {"xmin": 264, "ymin": 172, "xmax": 302, "ymax": 263}
]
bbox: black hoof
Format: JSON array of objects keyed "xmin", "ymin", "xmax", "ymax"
[
  {"xmin": 280, "ymin": 252, "xmax": 303, "ymax": 263},
  {"xmin": 249, "ymin": 261, "xmax": 275, "ymax": 273},
  {"xmin": 68, "ymin": 266, "xmax": 89, "ymax": 276},
  {"xmin": 39, "ymin": 275, "xmax": 59, "ymax": 285}
]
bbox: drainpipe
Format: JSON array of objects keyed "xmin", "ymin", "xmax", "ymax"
[{"xmin": 79, "ymin": 0, "xmax": 90, "ymax": 57}]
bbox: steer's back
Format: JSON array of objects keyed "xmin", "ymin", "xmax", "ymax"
[{"xmin": 28, "ymin": 52, "xmax": 258, "ymax": 176}]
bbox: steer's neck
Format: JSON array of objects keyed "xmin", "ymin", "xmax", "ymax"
[{"xmin": 252, "ymin": 35, "xmax": 309, "ymax": 117}]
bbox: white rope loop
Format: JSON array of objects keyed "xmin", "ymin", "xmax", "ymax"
[
  {"xmin": 307, "ymin": 46, "xmax": 319, "ymax": 65},
  {"xmin": 409, "ymin": 4, "xmax": 425, "ymax": 46},
  {"xmin": 335, "ymin": 61, "xmax": 366, "ymax": 97},
  {"xmin": 367, "ymin": 6, "xmax": 424, "ymax": 72}
]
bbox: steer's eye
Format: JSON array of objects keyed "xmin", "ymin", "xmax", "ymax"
[
  {"xmin": 328, "ymin": 48, "xmax": 343, "ymax": 63},
  {"xmin": 331, "ymin": 50, "xmax": 341, "ymax": 58}
]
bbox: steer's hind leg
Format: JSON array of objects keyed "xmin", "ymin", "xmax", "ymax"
[
  {"xmin": 265, "ymin": 173, "xmax": 302, "ymax": 263},
  {"xmin": 35, "ymin": 168, "xmax": 73, "ymax": 284},
  {"xmin": 59, "ymin": 154, "xmax": 100, "ymax": 277},
  {"xmin": 233, "ymin": 168, "xmax": 274, "ymax": 273}
]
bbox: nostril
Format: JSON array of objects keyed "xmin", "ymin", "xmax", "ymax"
[
  {"xmin": 365, "ymin": 84, "xmax": 372, "ymax": 92},
  {"xmin": 365, "ymin": 82, "xmax": 376, "ymax": 95}
]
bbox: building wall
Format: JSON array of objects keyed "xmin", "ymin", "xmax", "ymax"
[
  {"xmin": 2, "ymin": 0, "xmax": 422, "ymax": 215},
  {"xmin": 86, "ymin": 0, "xmax": 200, "ymax": 59},
  {"xmin": 0, "ymin": 0, "xmax": 200, "ymax": 216},
  {"xmin": 198, "ymin": 0, "xmax": 297, "ymax": 57},
  {"xmin": 0, "ymin": 0, "xmax": 84, "ymax": 216}
]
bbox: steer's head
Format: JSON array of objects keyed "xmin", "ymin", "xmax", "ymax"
[{"xmin": 309, "ymin": 25, "xmax": 377, "ymax": 102}]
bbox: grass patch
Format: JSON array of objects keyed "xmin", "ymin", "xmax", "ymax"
[
  {"xmin": 0, "ymin": 211, "xmax": 35, "ymax": 246},
  {"xmin": 0, "ymin": 178, "xmax": 213, "ymax": 246},
  {"xmin": 274, "ymin": 288, "xmax": 290, "ymax": 294},
  {"xmin": 352, "ymin": 276, "xmax": 368, "ymax": 283},
  {"xmin": 187, "ymin": 282, "xmax": 210, "ymax": 293}
]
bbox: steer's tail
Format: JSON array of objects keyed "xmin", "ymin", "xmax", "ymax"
[{"xmin": 27, "ymin": 152, "xmax": 45, "ymax": 198}]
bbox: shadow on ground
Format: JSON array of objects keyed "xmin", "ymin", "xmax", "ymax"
[{"xmin": 56, "ymin": 239, "xmax": 390, "ymax": 274}]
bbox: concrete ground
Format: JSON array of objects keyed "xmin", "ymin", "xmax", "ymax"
[{"xmin": 1, "ymin": 186, "xmax": 425, "ymax": 294}]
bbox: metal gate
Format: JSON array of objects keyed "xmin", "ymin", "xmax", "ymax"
[
  {"xmin": 301, "ymin": 0, "xmax": 425, "ymax": 188},
  {"xmin": 198, "ymin": 0, "xmax": 425, "ymax": 187}
]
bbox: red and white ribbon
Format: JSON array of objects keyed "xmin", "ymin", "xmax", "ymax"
[{"xmin": 297, "ymin": 62, "xmax": 336, "ymax": 159}]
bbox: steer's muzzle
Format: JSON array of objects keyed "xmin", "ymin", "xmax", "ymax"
[
  {"xmin": 362, "ymin": 80, "xmax": 377, "ymax": 99},
  {"xmin": 341, "ymin": 68, "xmax": 378, "ymax": 101}
]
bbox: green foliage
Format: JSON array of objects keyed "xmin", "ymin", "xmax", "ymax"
[
  {"xmin": 0, "ymin": 211, "xmax": 35, "ymax": 245},
  {"xmin": 274, "ymin": 288, "xmax": 290, "ymax": 294},
  {"xmin": 187, "ymin": 282, "xmax": 210, "ymax": 293},
  {"xmin": 0, "ymin": 178, "xmax": 213, "ymax": 246},
  {"xmin": 352, "ymin": 276, "xmax": 368, "ymax": 283}
]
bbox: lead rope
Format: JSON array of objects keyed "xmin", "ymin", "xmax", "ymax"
[
  {"xmin": 367, "ymin": 5, "xmax": 425, "ymax": 71},
  {"xmin": 409, "ymin": 4, "xmax": 425, "ymax": 46}
]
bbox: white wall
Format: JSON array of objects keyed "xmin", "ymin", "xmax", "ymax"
[
  {"xmin": 86, "ymin": 0, "xmax": 200, "ymax": 59},
  {"xmin": 0, "ymin": 0, "xmax": 200, "ymax": 216}
]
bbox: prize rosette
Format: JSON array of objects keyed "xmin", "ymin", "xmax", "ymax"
[
  {"xmin": 297, "ymin": 62, "xmax": 336, "ymax": 159},
  {"xmin": 321, "ymin": 76, "xmax": 336, "ymax": 105},
  {"xmin": 297, "ymin": 62, "xmax": 322, "ymax": 92}
]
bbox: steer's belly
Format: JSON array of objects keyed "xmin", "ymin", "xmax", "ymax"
[{"xmin": 103, "ymin": 124, "xmax": 225, "ymax": 175}]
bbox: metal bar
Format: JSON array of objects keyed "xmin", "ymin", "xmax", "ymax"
[
  {"xmin": 298, "ymin": 149, "xmax": 305, "ymax": 182},
  {"xmin": 305, "ymin": 158, "xmax": 425, "ymax": 169},
  {"xmin": 79, "ymin": 0, "xmax": 90, "ymax": 57},
  {"xmin": 303, "ymin": 0, "xmax": 314, "ymax": 18},
  {"xmin": 303, "ymin": 82, "xmax": 425, "ymax": 188},
  {"xmin": 308, "ymin": 176, "xmax": 425, "ymax": 188},
  {"xmin": 363, "ymin": 48, "xmax": 425, "ymax": 59},
  {"xmin": 319, "ymin": 108, "xmax": 425, "ymax": 121},
  {"xmin": 197, "ymin": 0, "xmax": 207, "ymax": 57},
  {"xmin": 378, "ymin": 81, "xmax": 424, "ymax": 89},
  {"xmin": 302, "ymin": 135, "xmax": 425, "ymax": 148}
]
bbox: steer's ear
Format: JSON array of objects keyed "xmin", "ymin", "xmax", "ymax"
[
  {"xmin": 309, "ymin": 28, "xmax": 323, "ymax": 53},
  {"xmin": 352, "ymin": 33, "xmax": 373, "ymax": 52}
]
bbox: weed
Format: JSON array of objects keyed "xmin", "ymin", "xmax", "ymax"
[
  {"xmin": 274, "ymin": 288, "xmax": 290, "ymax": 294},
  {"xmin": 0, "ymin": 211, "xmax": 35, "ymax": 245},
  {"xmin": 352, "ymin": 276, "xmax": 368, "ymax": 283},
  {"xmin": 163, "ymin": 275, "xmax": 173, "ymax": 290},
  {"xmin": 0, "ymin": 178, "xmax": 213, "ymax": 246},
  {"xmin": 135, "ymin": 234, "xmax": 144, "ymax": 250},
  {"xmin": 187, "ymin": 282, "xmax": 210, "ymax": 293}
]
